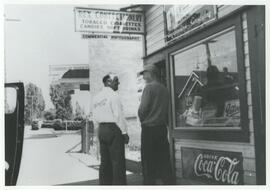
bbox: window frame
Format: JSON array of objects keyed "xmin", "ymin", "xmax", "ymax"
[{"xmin": 167, "ymin": 14, "xmax": 249, "ymax": 142}]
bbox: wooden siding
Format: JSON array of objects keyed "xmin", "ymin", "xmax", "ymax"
[
  {"xmin": 145, "ymin": 5, "xmax": 165, "ymax": 55},
  {"xmin": 217, "ymin": 5, "xmax": 243, "ymax": 18},
  {"xmin": 173, "ymin": 12, "xmax": 257, "ymax": 185},
  {"xmin": 144, "ymin": 5, "xmax": 245, "ymax": 56}
]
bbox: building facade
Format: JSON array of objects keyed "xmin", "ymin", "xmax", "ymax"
[{"xmin": 139, "ymin": 5, "xmax": 265, "ymax": 185}]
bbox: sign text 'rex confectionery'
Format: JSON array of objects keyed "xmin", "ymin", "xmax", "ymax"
[{"xmin": 74, "ymin": 8, "xmax": 144, "ymax": 35}]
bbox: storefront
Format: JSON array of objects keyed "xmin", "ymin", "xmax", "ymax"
[{"xmin": 136, "ymin": 5, "xmax": 265, "ymax": 185}]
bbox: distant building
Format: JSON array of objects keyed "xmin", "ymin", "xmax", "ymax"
[{"xmin": 49, "ymin": 64, "xmax": 90, "ymax": 115}]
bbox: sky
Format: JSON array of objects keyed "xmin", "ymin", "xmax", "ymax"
[{"xmin": 4, "ymin": 4, "xmax": 127, "ymax": 109}]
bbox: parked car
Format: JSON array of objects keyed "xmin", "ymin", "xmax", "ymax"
[
  {"xmin": 41, "ymin": 120, "xmax": 55, "ymax": 128},
  {"xmin": 31, "ymin": 119, "xmax": 39, "ymax": 130}
]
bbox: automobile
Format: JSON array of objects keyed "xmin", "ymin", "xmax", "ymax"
[
  {"xmin": 31, "ymin": 119, "xmax": 39, "ymax": 130},
  {"xmin": 5, "ymin": 82, "xmax": 25, "ymax": 185},
  {"xmin": 41, "ymin": 120, "xmax": 55, "ymax": 128}
]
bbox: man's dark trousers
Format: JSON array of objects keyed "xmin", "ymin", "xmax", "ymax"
[
  {"xmin": 98, "ymin": 123, "xmax": 126, "ymax": 185},
  {"xmin": 141, "ymin": 125, "xmax": 174, "ymax": 185}
]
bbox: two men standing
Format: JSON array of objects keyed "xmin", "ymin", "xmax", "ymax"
[{"xmin": 93, "ymin": 64, "xmax": 174, "ymax": 185}]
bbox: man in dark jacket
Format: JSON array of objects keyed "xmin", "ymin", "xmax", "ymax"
[{"xmin": 138, "ymin": 64, "xmax": 174, "ymax": 185}]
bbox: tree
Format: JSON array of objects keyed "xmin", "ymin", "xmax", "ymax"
[
  {"xmin": 74, "ymin": 101, "xmax": 85, "ymax": 121},
  {"xmin": 24, "ymin": 83, "xmax": 45, "ymax": 124},
  {"xmin": 43, "ymin": 109, "xmax": 55, "ymax": 120},
  {"xmin": 49, "ymin": 84, "xmax": 72, "ymax": 120}
]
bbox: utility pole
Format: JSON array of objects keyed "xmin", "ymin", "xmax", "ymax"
[{"xmin": 31, "ymin": 96, "xmax": 34, "ymax": 122}]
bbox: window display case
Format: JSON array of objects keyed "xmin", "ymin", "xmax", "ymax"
[
  {"xmin": 173, "ymin": 28, "xmax": 240, "ymax": 129},
  {"xmin": 168, "ymin": 15, "xmax": 249, "ymax": 142}
]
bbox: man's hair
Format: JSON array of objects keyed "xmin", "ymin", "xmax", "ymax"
[{"xmin": 102, "ymin": 74, "xmax": 111, "ymax": 85}]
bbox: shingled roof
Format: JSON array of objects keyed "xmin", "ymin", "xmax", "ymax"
[{"xmin": 62, "ymin": 69, "xmax": 89, "ymax": 79}]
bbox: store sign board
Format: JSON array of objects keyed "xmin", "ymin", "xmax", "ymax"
[
  {"xmin": 165, "ymin": 5, "xmax": 217, "ymax": 43},
  {"xmin": 74, "ymin": 8, "xmax": 144, "ymax": 34},
  {"xmin": 81, "ymin": 33, "xmax": 142, "ymax": 41},
  {"xmin": 181, "ymin": 147, "xmax": 244, "ymax": 185}
]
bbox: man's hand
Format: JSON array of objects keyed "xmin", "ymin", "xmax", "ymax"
[{"xmin": 123, "ymin": 134, "xmax": 129, "ymax": 144}]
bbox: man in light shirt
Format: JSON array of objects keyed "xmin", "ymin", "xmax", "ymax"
[{"xmin": 93, "ymin": 74, "xmax": 129, "ymax": 185}]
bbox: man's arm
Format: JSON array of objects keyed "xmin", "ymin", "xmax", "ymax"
[{"xmin": 138, "ymin": 85, "xmax": 152, "ymax": 122}]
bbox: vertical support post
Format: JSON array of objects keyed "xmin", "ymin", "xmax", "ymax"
[{"xmin": 85, "ymin": 119, "xmax": 90, "ymax": 154}]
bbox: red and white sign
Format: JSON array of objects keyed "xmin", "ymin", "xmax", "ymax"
[
  {"xmin": 182, "ymin": 147, "xmax": 243, "ymax": 185},
  {"xmin": 224, "ymin": 99, "xmax": 240, "ymax": 117}
]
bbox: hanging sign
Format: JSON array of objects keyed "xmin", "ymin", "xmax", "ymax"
[
  {"xmin": 165, "ymin": 5, "xmax": 217, "ymax": 43},
  {"xmin": 81, "ymin": 33, "xmax": 142, "ymax": 41},
  {"xmin": 181, "ymin": 147, "xmax": 244, "ymax": 185},
  {"xmin": 74, "ymin": 7, "xmax": 144, "ymax": 35}
]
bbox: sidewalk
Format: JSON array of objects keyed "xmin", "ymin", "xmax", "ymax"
[
  {"xmin": 18, "ymin": 127, "xmax": 141, "ymax": 185},
  {"xmin": 18, "ymin": 127, "xmax": 205, "ymax": 186},
  {"xmin": 17, "ymin": 127, "xmax": 99, "ymax": 185}
]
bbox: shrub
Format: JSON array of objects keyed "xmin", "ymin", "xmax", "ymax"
[{"xmin": 53, "ymin": 119, "xmax": 64, "ymax": 130}]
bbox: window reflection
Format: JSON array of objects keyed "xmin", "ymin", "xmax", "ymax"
[
  {"xmin": 5, "ymin": 87, "xmax": 17, "ymax": 114},
  {"xmin": 173, "ymin": 29, "xmax": 240, "ymax": 128}
]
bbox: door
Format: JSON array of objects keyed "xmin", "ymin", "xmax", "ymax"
[
  {"xmin": 5, "ymin": 82, "xmax": 25, "ymax": 185},
  {"xmin": 155, "ymin": 61, "xmax": 167, "ymax": 86}
]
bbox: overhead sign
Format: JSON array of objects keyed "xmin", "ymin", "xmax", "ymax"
[
  {"xmin": 165, "ymin": 5, "xmax": 217, "ymax": 43},
  {"xmin": 81, "ymin": 34, "xmax": 142, "ymax": 41},
  {"xmin": 181, "ymin": 147, "xmax": 244, "ymax": 185},
  {"xmin": 74, "ymin": 7, "xmax": 144, "ymax": 34}
]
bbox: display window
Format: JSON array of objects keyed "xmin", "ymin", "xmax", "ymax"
[
  {"xmin": 167, "ymin": 15, "xmax": 249, "ymax": 141},
  {"xmin": 172, "ymin": 27, "xmax": 241, "ymax": 129}
]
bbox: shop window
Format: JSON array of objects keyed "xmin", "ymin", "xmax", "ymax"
[{"xmin": 172, "ymin": 28, "xmax": 241, "ymax": 129}]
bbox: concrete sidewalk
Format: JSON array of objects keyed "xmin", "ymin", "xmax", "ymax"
[
  {"xmin": 18, "ymin": 127, "xmax": 208, "ymax": 186},
  {"xmin": 17, "ymin": 127, "xmax": 100, "ymax": 185},
  {"xmin": 17, "ymin": 127, "xmax": 141, "ymax": 185},
  {"xmin": 62, "ymin": 173, "xmax": 143, "ymax": 185}
]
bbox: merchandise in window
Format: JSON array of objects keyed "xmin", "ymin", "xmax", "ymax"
[{"xmin": 173, "ymin": 29, "xmax": 240, "ymax": 128}]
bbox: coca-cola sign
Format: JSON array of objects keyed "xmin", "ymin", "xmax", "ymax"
[
  {"xmin": 224, "ymin": 99, "xmax": 240, "ymax": 117},
  {"xmin": 181, "ymin": 147, "xmax": 243, "ymax": 185}
]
